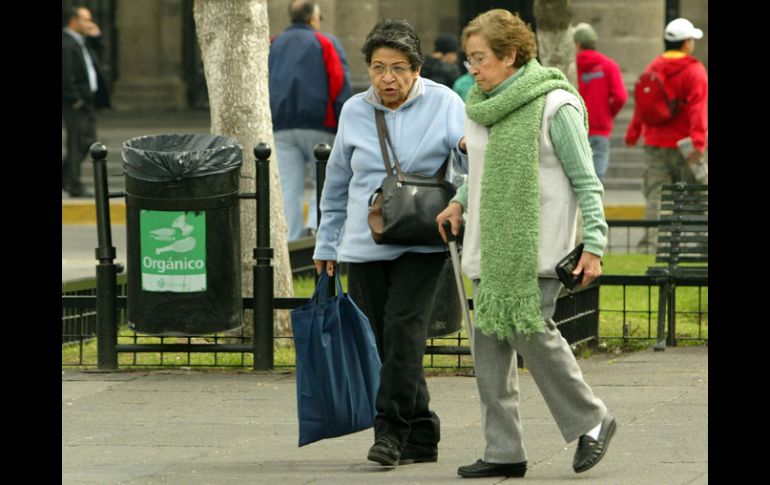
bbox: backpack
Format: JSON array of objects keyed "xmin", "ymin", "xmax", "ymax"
[{"xmin": 634, "ymin": 69, "xmax": 680, "ymax": 125}]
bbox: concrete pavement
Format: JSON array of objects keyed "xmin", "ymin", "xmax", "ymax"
[{"xmin": 62, "ymin": 345, "xmax": 707, "ymax": 484}]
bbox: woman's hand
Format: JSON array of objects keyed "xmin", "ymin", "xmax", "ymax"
[
  {"xmin": 436, "ymin": 202, "xmax": 464, "ymax": 243},
  {"xmin": 314, "ymin": 259, "xmax": 336, "ymax": 277},
  {"xmin": 574, "ymin": 252, "xmax": 602, "ymax": 288}
]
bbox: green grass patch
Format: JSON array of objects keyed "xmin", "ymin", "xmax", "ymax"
[{"xmin": 63, "ymin": 254, "xmax": 707, "ymax": 368}]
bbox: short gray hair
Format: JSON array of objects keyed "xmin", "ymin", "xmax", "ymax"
[
  {"xmin": 361, "ymin": 19, "xmax": 424, "ymax": 69},
  {"xmin": 289, "ymin": 0, "xmax": 316, "ymax": 24}
]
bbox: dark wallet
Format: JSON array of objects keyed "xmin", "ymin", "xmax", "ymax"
[{"xmin": 555, "ymin": 243, "xmax": 584, "ymax": 290}]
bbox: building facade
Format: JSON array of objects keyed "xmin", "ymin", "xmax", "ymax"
[{"xmin": 62, "ymin": 0, "xmax": 707, "ymax": 111}]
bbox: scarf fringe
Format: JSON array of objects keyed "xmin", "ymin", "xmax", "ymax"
[{"xmin": 475, "ymin": 288, "xmax": 545, "ymax": 340}]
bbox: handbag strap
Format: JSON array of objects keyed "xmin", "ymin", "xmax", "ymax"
[
  {"xmin": 374, "ymin": 108, "xmax": 450, "ymax": 181},
  {"xmin": 374, "ymin": 108, "xmax": 401, "ymax": 179}
]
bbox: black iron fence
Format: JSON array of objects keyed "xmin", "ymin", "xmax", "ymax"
[
  {"xmin": 62, "ymin": 142, "xmax": 707, "ymax": 370},
  {"xmin": 62, "ymin": 273, "xmax": 708, "ymax": 368}
]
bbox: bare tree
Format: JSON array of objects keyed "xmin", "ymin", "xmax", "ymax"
[
  {"xmin": 534, "ymin": 0, "xmax": 576, "ymax": 86},
  {"xmin": 194, "ymin": 0, "xmax": 294, "ymax": 343}
]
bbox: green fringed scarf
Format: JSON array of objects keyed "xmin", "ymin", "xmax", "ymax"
[{"xmin": 465, "ymin": 58, "xmax": 586, "ymax": 339}]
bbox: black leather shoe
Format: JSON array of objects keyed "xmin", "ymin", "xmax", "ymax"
[
  {"xmin": 367, "ymin": 437, "xmax": 401, "ymax": 466},
  {"xmin": 573, "ymin": 413, "xmax": 617, "ymax": 473},
  {"xmin": 457, "ymin": 459, "xmax": 527, "ymax": 478},
  {"xmin": 398, "ymin": 444, "xmax": 438, "ymax": 465}
]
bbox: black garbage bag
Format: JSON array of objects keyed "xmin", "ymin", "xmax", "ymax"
[
  {"xmin": 122, "ymin": 133, "xmax": 244, "ymax": 335},
  {"xmin": 122, "ymin": 133, "xmax": 242, "ymax": 182}
]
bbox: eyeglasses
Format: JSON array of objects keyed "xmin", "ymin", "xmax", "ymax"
[
  {"xmin": 369, "ymin": 63, "xmax": 412, "ymax": 76},
  {"xmin": 463, "ymin": 55, "xmax": 488, "ymax": 71}
]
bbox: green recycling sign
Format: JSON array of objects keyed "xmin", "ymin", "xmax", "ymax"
[{"xmin": 140, "ymin": 210, "xmax": 206, "ymax": 292}]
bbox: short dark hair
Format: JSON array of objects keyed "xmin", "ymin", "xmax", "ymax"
[
  {"xmin": 664, "ymin": 39, "xmax": 687, "ymax": 51},
  {"xmin": 63, "ymin": 6, "xmax": 85, "ymax": 27},
  {"xmin": 434, "ymin": 33, "xmax": 458, "ymax": 54},
  {"xmin": 361, "ymin": 18, "xmax": 424, "ymax": 69},
  {"xmin": 289, "ymin": 0, "xmax": 316, "ymax": 24}
]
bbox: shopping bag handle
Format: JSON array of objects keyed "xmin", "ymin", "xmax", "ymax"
[{"xmin": 309, "ymin": 269, "xmax": 345, "ymax": 304}]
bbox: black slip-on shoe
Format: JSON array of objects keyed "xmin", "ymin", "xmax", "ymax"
[
  {"xmin": 457, "ymin": 459, "xmax": 527, "ymax": 478},
  {"xmin": 367, "ymin": 437, "xmax": 401, "ymax": 466},
  {"xmin": 573, "ymin": 413, "xmax": 617, "ymax": 473},
  {"xmin": 398, "ymin": 444, "xmax": 438, "ymax": 465}
]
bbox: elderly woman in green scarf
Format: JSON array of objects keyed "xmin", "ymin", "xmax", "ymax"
[{"xmin": 436, "ymin": 9, "xmax": 616, "ymax": 480}]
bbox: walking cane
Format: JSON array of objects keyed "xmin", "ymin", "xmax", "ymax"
[{"xmin": 442, "ymin": 221, "xmax": 474, "ymax": 356}]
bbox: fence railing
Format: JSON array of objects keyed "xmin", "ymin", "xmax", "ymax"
[
  {"xmin": 63, "ymin": 273, "xmax": 708, "ymax": 369},
  {"xmin": 62, "ymin": 142, "xmax": 707, "ymax": 370},
  {"xmin": 63, "ymin": 282, "xmax": 601, "ymax": 368}
]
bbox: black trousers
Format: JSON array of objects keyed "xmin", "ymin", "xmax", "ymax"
[
  {"xmin": 347, "ymin": 251, "xmax": 445, "ymax": 449},
  {"xmin": 62, "ymin": 104, "xmax": 96, "ymax": 194}
]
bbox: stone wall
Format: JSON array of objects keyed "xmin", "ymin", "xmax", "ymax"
[
  {"xmin": 572, "ymin": 0, "xmax": 664, "ymax": 81},
  {"xmin": 104, "ymin": 0, "xmax": 706, "ymax": 109},
  {"xmin": 110, "ymin": 0, "xmax": 187, "ymax": 111},
  {"xmin": 572, "ymin": 0, "xmax": 707, "ymax": 81},
  {"xmin": 680, "ymin": 0, "xmax": 708, "ymax": 70}
]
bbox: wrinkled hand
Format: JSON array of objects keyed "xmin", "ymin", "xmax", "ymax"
[
  {"xmin": 314, "ymin": 260, "xmax": 336, "ymax": 277},
  {"xmin": 574, "ymin": 252, "xmax": 602, "ymax": 288},
  {"xmin": 436, "ymin": 202, "xmax": 464, "ymax": 243}
]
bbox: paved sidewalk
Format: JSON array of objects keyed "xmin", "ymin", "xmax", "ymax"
[{"xmin": 62, "ymin": 346, "xmax": 707, "ymax": 484}]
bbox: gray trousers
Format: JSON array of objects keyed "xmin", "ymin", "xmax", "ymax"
[{"xmin": 471, "ymin": 278, "xmax": 606, "ymax": 464}]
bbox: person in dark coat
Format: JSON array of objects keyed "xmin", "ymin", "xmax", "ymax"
[{"xmin": 62, "ymin": 6, "xmax": 110, "ymax": 197}]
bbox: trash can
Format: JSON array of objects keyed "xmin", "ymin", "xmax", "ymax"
[{"xmin": 122, "ymin": 134, "xmax": 243, "ymax": 335}]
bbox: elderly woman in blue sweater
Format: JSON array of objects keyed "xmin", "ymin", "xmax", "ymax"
[
  {"xmin": 313, "ymin": 19, "xmax": 467, "ymax": 467},
  {"xmin": 436, "ymin": 9, "xmax": 615, "ymax": 479}
]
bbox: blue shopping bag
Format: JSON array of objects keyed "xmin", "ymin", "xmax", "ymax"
[{"xmin": 291, "ymin": 271, "xmax": 381, "ymax": 446}]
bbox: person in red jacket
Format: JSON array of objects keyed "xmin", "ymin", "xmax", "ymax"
[
  {"xmin": 573, "ymin": 23, "xmax": 627, "ymax": 182},
  {"xmin": 625, "ymin": 18, "xmax": 708, "ymax": 253}
]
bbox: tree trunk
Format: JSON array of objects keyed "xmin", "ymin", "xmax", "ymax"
[
  {"xmin": 193, "ymin": 0, "xmax": 293, "ymax": 345},
  {"xmin": 534, "ymin": 0, "xmax": 576, "ymax": 86}
]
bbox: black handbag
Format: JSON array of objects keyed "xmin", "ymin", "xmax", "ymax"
[
  {"xmin": 555, "ymin": 243, "xmax": 584, "ymax": 290},
  {"xmin": 367, "ymin": 108, "xmax": 456, "ymax": 246}
]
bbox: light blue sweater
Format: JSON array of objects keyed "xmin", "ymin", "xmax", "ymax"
[{"xmin": 313, "ymin": 77, "xmax": 467, "ymax": 263}]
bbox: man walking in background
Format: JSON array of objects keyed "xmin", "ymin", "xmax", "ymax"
[
  {"xmin": 625, "ymin": 18, "xmax": 708, "ymax": 253},
  {"xmin": 62, "ymin": 6, "xmax": 110, "ymax": 198},
  {"xmin": 573, "ymin": 23, "xmax": 627, "ymax": 183},
  {"xmin": 269, "ymin": 0, "xmax": 352, "ymax": 241}
]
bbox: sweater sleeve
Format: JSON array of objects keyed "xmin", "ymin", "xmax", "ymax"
[
  {"xmin": 549, "ymin": 104, "xmax": 608, "ymax": 257},
  {"xmin": 313, "ymin": 112, "xmax": 353, "ymax": 261},
  {"xmin": 685, "ymin": 63, "xmax": 708, "ymax": 152},
  {"xmin": 450, "ymin": 179, "xmax": 469, "ymax": 211},
  {"xmin": 607, "ymin": 60, "xmax": 628, "ymax": 118}
]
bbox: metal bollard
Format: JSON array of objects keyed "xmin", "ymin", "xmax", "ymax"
[
  {"xmin": 92, "ymin": 142, "xmax": 119, "ymax": 369},
  {"xmin": 313, "ymin": 143, "xmax": 333, "ymax": 293},
  {"xmin": 253, "ymin": 143, "xmax": 274, "ymax": 370},
  {"xmin": 313, "ymin": 143, "xmax": 331, "ymax": 232}
]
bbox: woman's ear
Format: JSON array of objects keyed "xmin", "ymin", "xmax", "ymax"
[{"xmin": 508, "ymin": 49, "xmax": 517, "ymax": 68}]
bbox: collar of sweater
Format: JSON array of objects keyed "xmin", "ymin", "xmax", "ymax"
[{"xmin": 364, "ymin": 76, "xmax": 424, "ymax": 111}]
